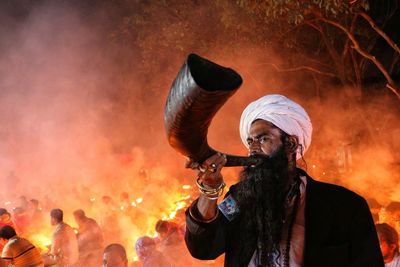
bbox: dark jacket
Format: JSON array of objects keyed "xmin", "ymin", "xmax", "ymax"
[{"xmin": 185, "ymin": 170, "xmax": 384, "ymax": 267}]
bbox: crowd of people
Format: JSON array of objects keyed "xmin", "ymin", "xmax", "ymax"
[
  {"xmin": 0, "ymin": 195, "xmax": 397, "ymax": 266},
  {"xmin": 0, "ymin": 153, "xmax": 398, "ymax": 267},
  {"xmin": 0, "ymin": 192, "xmax": 208, "ymax": 267}
]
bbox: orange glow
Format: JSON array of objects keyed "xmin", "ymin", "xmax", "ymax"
[{"xmin": 28, "ymin": 232, "xmax": 52, "ymax": 252}]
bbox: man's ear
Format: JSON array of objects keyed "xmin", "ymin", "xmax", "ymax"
[{"xmin": 284, "ymin": 135, "xmax": 299, "ymax": 155}]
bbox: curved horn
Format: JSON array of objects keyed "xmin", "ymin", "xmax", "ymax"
[{"xmin": 164, "ymin": 54, "xmax": 264, "ymax": 167}]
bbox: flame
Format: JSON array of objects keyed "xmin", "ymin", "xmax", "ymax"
[
  {"xmin": 29, "ymin": 233, "xmax": 52, "ymax": 252},
  {"xmin": 1, "ymin": 166, "xmax": 197, "ymax": 264},
  {"xmin": 162, "ymin": 200, "xmax": 187, "ymax": 221}
]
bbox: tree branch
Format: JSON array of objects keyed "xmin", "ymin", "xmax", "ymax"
[
  {"xmin": 260, "ymin": 63, "xmax": 336, "ymax": 77},
  {"xmin": 351, "ymin": 49, "xmax": 362, "ymax": 90},
  {"xmin": 318, "ymin": 17, "xmax": 400, "ymax": 100},
  {"xmin": 342, "ymin": 13, "xmax": 359, "ymax": 61},
  {"xmin": 386, "ymin": 83, "xmax": 400, "ymax": 99},
  {"xmin": 358, "ymin": 11, "xmax": 400, "ymax": 56},
  {"xmin": 305, "ymin": 21, "xmax": 348, "ymax": 85}
]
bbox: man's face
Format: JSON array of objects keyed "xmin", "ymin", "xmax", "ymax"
[
  {"xmin": 378, "ymin": 234, "xmax": 396, "ymax": 262},
  {"xmin": 50, "ymin": 216, "xmax": 57, "ymax": 226},
  {"xmin": 247, "ymin": 120, "xmax": 285, "ymax": 157},
  {"xmin": 135, "ymin": 244, "xmax": 147, "ymax": 260},
  {"xmin": 236, "ymin": 121, "xmax": 292, "ymax": 265},
  {"xmin": 102, "ymin": 251, "xmax": 127, "ymax": 267},
  {"xmin": 158, "ymin": 231, "xmax": 167, "ymax": 239}
]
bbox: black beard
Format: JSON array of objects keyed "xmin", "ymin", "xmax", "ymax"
[{"xmin": 234, "ymin": 147, "xmax": 291, "ymax": 267}]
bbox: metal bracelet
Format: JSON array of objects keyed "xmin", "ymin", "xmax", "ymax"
[
  {"xmin": 188, "ymin": 200, "xmax": 219, "ymax": 223},
  {"xmin": 196, "ymin": 178, "xmax": 225, "ymax": 199}
]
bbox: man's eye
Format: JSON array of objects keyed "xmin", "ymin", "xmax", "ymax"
[
  {"xmin": 259, "ymin": 136, "xmax": 269, "ymax": 144},
  {"xmin": 247, "ymin": 139, "xmax": 253, "ymax": 145}
]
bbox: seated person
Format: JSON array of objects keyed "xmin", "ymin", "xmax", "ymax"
[
  {"xmin": 0, "ymin": 225, "xmax": 43, "ymax": 267},
  {"xmin": 155, "ymin": 220, "xmax": 192, "ymax": 266},
  {"xmin": 135, "ymin": 236, "xmax": 171, "ymax": 267},
  {"xmin": 376, "ymin": 223, "xmax": 400, "ymax": 267},
  {"xmin": 73, "ymin": 209, "xmax": 103, "ymax": 266},
  {"xmin": 42, "ymin": 209, "xmax": 79, "ymax": 267}
]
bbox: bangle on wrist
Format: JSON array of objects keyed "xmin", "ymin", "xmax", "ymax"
[
  {"xmin": 196, "ymin": 178, "xmax": 225, "ymax": 200},
  {"xmin": 188, "ymin": 199, "xmax": 219, "ymax": 223}
]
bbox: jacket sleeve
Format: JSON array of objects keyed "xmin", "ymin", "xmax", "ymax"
[
  {"xmin": 184, "ymin": 199, "xmax": 228, "ymax": 260},
  {"xmin": 349, "ymin": 197, "xmax": 384, "ymax": 267}
]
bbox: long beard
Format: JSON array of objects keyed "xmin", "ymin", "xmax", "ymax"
[{"xmin": 234, "ymin": 147, "xmax": 290, "ymax": 266}]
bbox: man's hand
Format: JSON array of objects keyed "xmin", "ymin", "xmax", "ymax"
[
  {"xmin": 186, "ymin": 153, "xmax": 227, "ymax": 222},
  {"xmin": 185, "ymin": 153, "xmax": 227, "ymax": 188}
]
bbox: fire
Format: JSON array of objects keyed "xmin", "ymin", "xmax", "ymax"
[
  {"xmin": 29, "ymin": 233, "xmax": 52, "ymax": 252},
  {"xmin": 0, "ymin": 163, "xmax": 200, "ymax": 265},
  {"xmin": 162, "ymin": 200, "xmax": 188, "ymax": 221},
  {"xmin": 112, "ymin": 184, "xmax": 194, "ymax": 262}
]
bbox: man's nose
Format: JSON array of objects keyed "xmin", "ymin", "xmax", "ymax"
[{"xmin": 249, "ymin": 143, "xmax": 262, "ymax": 155}]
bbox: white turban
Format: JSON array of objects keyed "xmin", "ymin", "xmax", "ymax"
[{"xmin": 239, "ymin": 94, "xmax": 312, "ymax": 160}]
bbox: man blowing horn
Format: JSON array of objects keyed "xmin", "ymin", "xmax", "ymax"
[{"xmin": 184, "ymin": 94, "xmax": 384, "ymax": 267}]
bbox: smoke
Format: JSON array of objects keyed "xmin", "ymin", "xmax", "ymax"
[
  {"xmin": 0, "ymin": 0, "xmax": 399, "ymax": 264},
  {"xmin": 0, "ymin": 1, "xmax": 189, "ymax": 260}
]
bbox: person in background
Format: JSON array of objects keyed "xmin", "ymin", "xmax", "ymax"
[
  {"xmin": 0, "ymin": 225, "xmax": 43, "ymax": 267},
  {"xmin": 155, "ymin": 220, "xmax": 181, "ymax": 244},
  {"xmin": 0, "ymin": 208, "xmax": 16, "ymax": 253},
  {"xmin": 16, "ymin": 196, "xmax": 29, "ymax": 212},
  {"xmin": 376, "ymin": 223, "xmax": 400, "ymax": 267},
  {"xmin": 135, "ymin": 236, "xmax": 171, "ymax": 267},
  {"xmin": 100, "ymin": 196, "xmax": 121, "ymax": 244},
  {"xmin": 73, "ymin": 209, "xmax": 104, "ymax": 266},
  {"xmin": 102, "ymin": 243, "xmax": 128, "ymax": 267},
  {"xmin": 29, "ymin": 199, "xmax": 44, "ymax": 222},
  {"xmin": 0, "ymin": 209, "xmax": 15, "ymax": 230},
  {"xmin": 28, "ymin": 199, "xmax": 45, "ymax": 232},
  {"xmin": 12, "ymin": 207, "xmax": 30, "ymax": 235},
  {"xmin": 42, "ymin": 209, "xmax": 79, "ymax": 267},
  {"xmin": 155, "ymin": 220, "xmax": 192, "ymax": 266}
]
